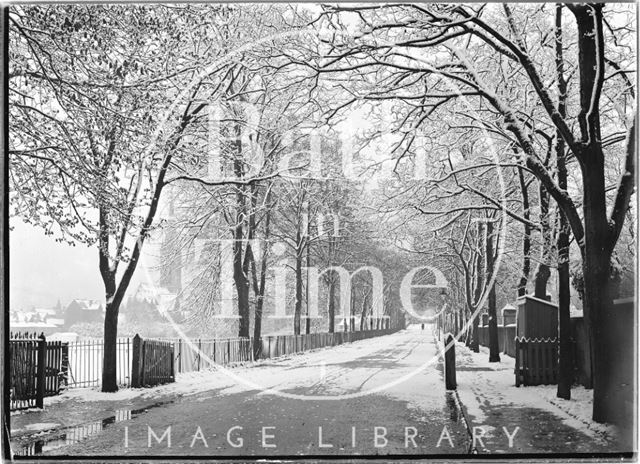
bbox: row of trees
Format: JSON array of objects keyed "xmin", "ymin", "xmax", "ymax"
[
  {"xmin": 9, "ymin": 3, "xmax": 636, "ymax": 427},
  {"xmin": 300, "ymin": 3, "xmax": 635, "ymax": 422},
  {"xmin": 9, "ymin": 4, "xmax": 412, "ymax": 391}
]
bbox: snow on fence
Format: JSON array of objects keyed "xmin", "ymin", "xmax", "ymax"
[
  {"xmin": 514, "ymin": 337, "xmax": 558, "ymax": 386},
  {"xmin": 9, "ymin": 333, "xmax": 67, "ymax": 411}
]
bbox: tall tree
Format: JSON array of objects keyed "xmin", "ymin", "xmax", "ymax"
[
  {"xmin": 9, "ymin": 5, "xmax": 215, "ymax": 391},
  {"xmin": 486, "ymin": 218, "xmax": 500, "ymax": 362},
  {"xmin": 555, "ymin": 4, "xmax": 573, "ymax": 400}
]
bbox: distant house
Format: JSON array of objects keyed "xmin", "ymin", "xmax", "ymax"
[
  {"xmin": 64, "ymin": 299, "xmax": 104, "ymax": 327},
  {"xmin": 34, "ymin": 308, "xmax": 57, "ymax": 318},
  {"xmin": 9, "ymin": 304, "xmax": 68, "ymax": 336},
  {"xmin": 11, "ymin": 307, "xmax": 64, "ymax": 326}
]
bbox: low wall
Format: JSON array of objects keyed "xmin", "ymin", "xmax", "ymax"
[{"xmin": 477, "ymin": 325, "xmax": 516, "ymax": 357}]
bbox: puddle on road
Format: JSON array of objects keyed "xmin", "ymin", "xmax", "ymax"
[{"xmin": 13, "ymin": 401, "xmax": 173, "ymax": 456}]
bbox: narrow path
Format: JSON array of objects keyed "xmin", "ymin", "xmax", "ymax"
[{"xmin": 454, "ymin": 342, "xmax": 623, "ymax": 454}]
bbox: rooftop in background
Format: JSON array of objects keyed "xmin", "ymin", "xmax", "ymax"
[{"xmin": 67, "ymin": 299, "xmax": 104, "ymax": 311}]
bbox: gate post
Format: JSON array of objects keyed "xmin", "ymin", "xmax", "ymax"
[
  {"xmin": 444, "ymin": 334, "xmax": 456, "ymax": 390},
  {"xmin": 131, "ymin": 334, "xmax": 143, "ymax": 388},
  {"xmin": 36, "ymin": 334, "xmax": 46, "ymax": 408}
]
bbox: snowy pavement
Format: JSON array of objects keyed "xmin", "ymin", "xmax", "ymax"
[
  {"xmin": 11, "ymin": 325, "xmax": 470, "ymax": 457},
  {"xmin": 453, "ymin": 341, "xmax": 628, "ymax": 454}
]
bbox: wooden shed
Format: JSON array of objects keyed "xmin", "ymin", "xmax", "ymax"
[{"xmin": 516, "ymin": 295, "xmax": 558, "ymax": 339}]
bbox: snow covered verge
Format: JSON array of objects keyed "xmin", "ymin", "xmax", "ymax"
[
  {"xmin": 526, "ymin": 384, "xmax": 620, "ymax": 443},
  {"xmin": 454, "ymin": 342, "xmax": 620, "ymax": 447},
  {"xmin": 41, "ymin": 369, "xmax": 237, "ymax": 405}
]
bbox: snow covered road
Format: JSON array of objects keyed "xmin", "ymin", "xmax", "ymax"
[{"xmin": 13, "ymin": 325, "xmax": 472, "ymax": 457}]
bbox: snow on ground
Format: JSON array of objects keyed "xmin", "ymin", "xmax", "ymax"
[
  {"xmin": 454, "ymin": 342, "xmax": 619, "ymax": 446},
  {"xmin": 14, "ymin": 326, "xmax": 622, "ymax": 455},
  {"xmin": 526, "ymin": 384, "xmax": 617, "ymax": 440},
  {"xmin": 44, "ymin": 328, "xmax": 439, "ymax": 407},
  {"xmin": 23, "ymin": 423, "xmax": 61, "ymax": 431},
  {"xmin": 45, "ymin": 370, "xmax": 232, "ymax": 405},
  {"xmin": 38, "ymin": 326, "xmax": 617, "ymax": 450}
]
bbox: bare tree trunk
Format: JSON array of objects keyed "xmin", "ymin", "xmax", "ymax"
[
  {"xmin": 350, "ymin": 285, "xmax": 356, "ymax": 332},
  {"xmin": 469, "ymin": 222, "xmax": 484, "ymax": 353},
  {"xmin": 234, "ymin": 241, "xmax": 251, "ymax": 338},
  {"xmin": 534, "ymin": 184, "xmax": 552, "ymax": 300},
  {"xmin": 517, "ymin": 165, "xmax": 531, "ymax": 297},
  {"xmin": 293, "ymin": 229, "xmax": 303, "ymax": 335},
  {"xmin": 250, "ymin": 196, "xmax": 271, "ymax": 359},
  {"xmin": 583, "ymin": 221, "xmax": 614, "ymax": 421},
  {"xmin": 305, "ymin": 218, "xmax": 311, "ymax": 335},
  {"xmin": 232, "ymin": 127, "xmax": 251, "ymax": 338},
  {"xmin": 98, "ymin": 206, "xmax": 139, "ymax": 392},
  {"xmin": 252, "ymin": 281, "xmax": 264, "ymax": 358},
  {"xmin": 486, "ymin": 220, "xmax": 500, "ymax": 362},
  {"xmin": 464, "ymin": 306, "xmax": 472, "ymax": 347},
  {"xmin": 557, "ymin": 211, "xmax": 572, "ymax": 398},
  {"xmin": 100, "ymin": 247, "xmax": 131, "ymax": 392},
  {"xmin": 359, "ymin": 290, "xmax": 370, "ymax": 331},
  {"xmin": 327, "ymin": 277, "xmax": 336, "ymax": 333},
  {"xmin": 470, "ymin": 316, "xmax": 479, "ymax": 353},
  {"xmin": 251, "ymin": 252, "xmax": 266, "ymax": 359},
  {"xmin": 99, "ymin": 203, "xmax": 120, "ymax": 392},
  {"xmin": 102, "ymin": 303, "xmax": 119, "ymax": 392},
  {"xmin": 572, "ymin": 4, "xmax": 615, "ymax": 422},
  {"xmin": 555, "ymin": 4, "xmax": 572, "ymax": 400},
  {"xmin": 233, "ymin": 212, "xmax": 250, "ymax": 338},
  {"xmin": 582, "ymin": 156, "xmax": 615, "ymax": 421}
]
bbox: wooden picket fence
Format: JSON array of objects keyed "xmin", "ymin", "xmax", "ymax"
[
  {"xmin": 131, "ymin": 335, "xmax": 175, "ymax": 388},
  {"xmin": 259, "ymin": 330, "xmax": 395, "ymax": 360},
  {"xmin": 169, "ymin": 328, "xmax": 399, "ymax": 374},
  {"xmin": 9, "ymin": 333, "xmax": 68, "ymax": 410},
  {"xmin": 174, "ymin": 338, "xmax": 254, "ymax": 373},
  {"xmin": 514, "ymin": 337, "xmax": 558, "ymax": 386}
]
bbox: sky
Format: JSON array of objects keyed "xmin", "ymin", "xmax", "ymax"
[
  {"xmin": 10, "ymin": 219, "xmax": 104, "ymax": 310},
  {"xmin": 9, "ymin": 216, "xmax": 169, "ymax": 311}
]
